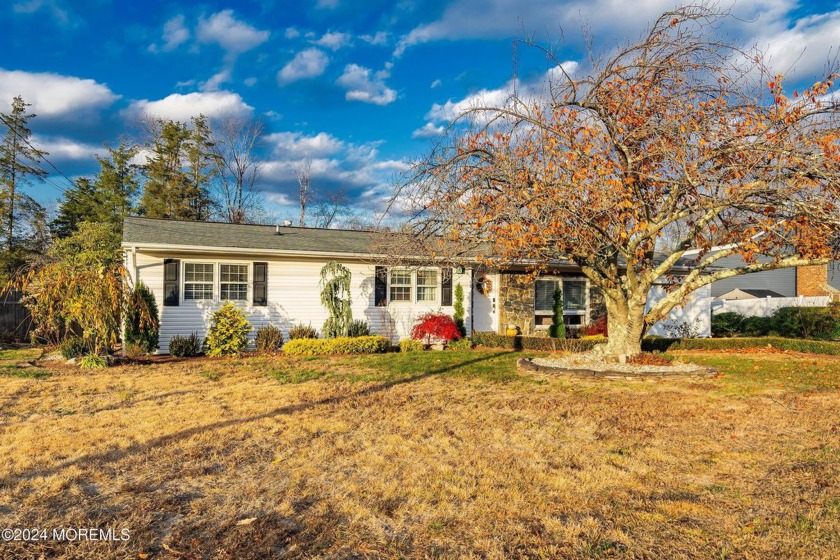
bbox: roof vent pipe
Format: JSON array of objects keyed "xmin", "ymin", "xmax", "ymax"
[{"xmin": 275, "ymin": 224, "xmax": 281, "ymax": 235}]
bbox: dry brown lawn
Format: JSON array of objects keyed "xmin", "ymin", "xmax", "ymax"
[{"xmin": 0, "ymin": 348, "xmax": 838, "ymax": 559}]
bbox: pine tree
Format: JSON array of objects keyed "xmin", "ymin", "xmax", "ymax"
[
  {"xmin": 0, "ymin": 96, "xmax": 47, "ymax": 252},
  {"xmin": 140, "ymin": 120, "xmax": 192, "ymax": 219},
  {"xmin": 52, "ymin": 143, "xmax": 140, "ymax": 238},
  {"xmin": 139, "ymin": 117, "xmax": 216, "ymax": 220}
]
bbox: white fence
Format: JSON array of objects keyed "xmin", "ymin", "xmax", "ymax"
[
  {"xmin": 711, "ymin": 296, "xmax": 831, "ymax": 318},
  {"xmin": 647, "ymin": 284, "xmax": 712, "ymax": 337}
]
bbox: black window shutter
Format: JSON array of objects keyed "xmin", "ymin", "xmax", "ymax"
[
  {"xmin": 375, "ymin": 266, "xmax": 387, "ymax": 306},
  {"xmin": 163, "ymin": 259, "xmax": 180, "ymax": 306},
  {"xmin": 441, "ymin": 267, "xmax": 453, "ymax": 306},
  {"xmin": 253, "ymin": 262, "xmax": 268, "ymax": 306}
]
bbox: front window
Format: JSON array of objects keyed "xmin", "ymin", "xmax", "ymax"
[
  {"xmin": 184, "ymin": 263, "xmax": 214, "ymax": 300},
  {"xmin": 563, "ymin": 280, "xmax": 587, "ymax": 311},
  {"xmin": 534, "ymin": 280, "xmax": 557, "ymax": 312},
  {"xmin": 534, "ymin": 278, "xmax": 587, "ymax": 327},
  {"xmin": 220, "ymin": 264, "xmax": 248, "ymax": 301},
  {"xmin": 389, "ymin": 269, "xmax": 412, "ymax": 302},
  {"xmin": 416, "ymin": 269, "xmax": 438, "ymax": 302}
]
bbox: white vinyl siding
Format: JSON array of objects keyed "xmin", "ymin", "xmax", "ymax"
[
  {"xmin": 220, "ymin": 264, "xmax": 248, "ymax": 301},
  {"xmin": 184, "ymin": 263, "xmax": 214, "ymax": 300}
]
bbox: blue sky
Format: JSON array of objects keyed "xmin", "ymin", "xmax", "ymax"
[{"xmin": 2, "ymin": 0, "xmax": 839, "ymax": 222}]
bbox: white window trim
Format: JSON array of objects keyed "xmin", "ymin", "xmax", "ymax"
[
  {"xmin": 181, "ymin": 260, "xmax": 253, "ymax": 304},
  {"xmin": 183, "ymin": 261, "xmax": 215, "ymax": 302},
  {"xmin": 387, "ymin": 267, "xmax": 442, "ymax": 305},
  {"xmin": 534, "ymin": 276, "xmax": 590, "ymax": 328},
  {"xmin": 219, "ymin": 263, "xmax": 249, "ymax": 302}
]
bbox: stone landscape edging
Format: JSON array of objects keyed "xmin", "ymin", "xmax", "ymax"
[{"xmin": 517, "ymin": 358, "xmax": 719, "ymax": 379}]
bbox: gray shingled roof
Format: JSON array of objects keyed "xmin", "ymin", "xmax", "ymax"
[{"xmin": 123, "ymin": 216, "xmax": 378, "ymax": 254}]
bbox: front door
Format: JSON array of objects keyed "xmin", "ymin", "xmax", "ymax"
[{"xmin": 471, "ymin": 270, "xmax": 498, "ymax": 333}]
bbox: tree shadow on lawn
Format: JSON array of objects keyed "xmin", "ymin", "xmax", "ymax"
[{"xmin": 0, "ymin": 351, "xmax": 517, "ymax": 487}]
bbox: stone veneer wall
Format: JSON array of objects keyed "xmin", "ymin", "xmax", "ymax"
[
  {"xmin": 498, "ymin": 273, "xmax": 606, "ymax": 336},
  {"xmin": 498, "ymin": 273, "xmax": 536, "ymax": 335}
]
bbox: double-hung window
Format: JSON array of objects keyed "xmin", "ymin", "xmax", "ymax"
[
  {"xmin": 534, "ymin": 278, "xmax": 588, "ymax": 326},
  {"xmin": 184, "ymin": 263, "xmax": 214, "ymax": 300},
  {"xmin": 416, "ymin": 269, "xmax": 438, "ymax": 302},
  {"xmin": 220, "ymin": 264, "xmax": 248, "ymax": 301},
  {"xmin": 389, "ymin": 269, "xmax": 412, "ymax": 302}
]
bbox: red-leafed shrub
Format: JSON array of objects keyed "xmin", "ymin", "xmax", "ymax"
[
  {"xmin": 411, "ymin": 313, "xmax": 462, "ymax": 343},
  {"xmin": 585, "ymin": 315, "xmax": 608, "ymax": 337}
]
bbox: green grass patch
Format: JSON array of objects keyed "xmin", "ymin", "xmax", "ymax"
[
  {"xmin": 0, "ymin": 347, "xmax": 42, "ymax": 363},
  {"xmin": 674, "ymin": 353, "xmax": 840, "ymax": 393},
  {"xmin": 0, "ymin": 364, "xmax": 50, "ymax": 379}
]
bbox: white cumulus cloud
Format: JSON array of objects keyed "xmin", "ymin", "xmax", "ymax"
[
  {"xmin": 31, "ymin": 135, "xmax": 103, "ymax": 162},
  {"xmin": 311, "ymin": 31, "xmax": 352, "ymax": 51},
  {"xmin": 125, "ymin": 91, "xmax": 254, "ymax": 121},
  {"xmin": 265, "ymin": 131, "xmax": 345, "ymax": 159},
  {"xmin": 150, "ymin": 14, "xmax": 190, "ymax": 52},
  {"xmin": 0, "ymin": 69, "xmax": 118, "ymax": 118},
  {"xmin": 336, "ymin": 64, "xmax": 397, "ymax": 105},
  {"xmin": 196, "ymin": 10, "xmax": 270, "ymax": 55},
  {"xmin": 278, "ymin": 48, "xmax": 330, "ymax": 84}
]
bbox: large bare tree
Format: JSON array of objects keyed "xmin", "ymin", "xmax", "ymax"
[
  {"xmin": 211, "ymin": 115, "xmax": 264, "ymax": 224},
  {"xmin": 398, "ymin": 4, "xmax": 840, "ymax": 358}
]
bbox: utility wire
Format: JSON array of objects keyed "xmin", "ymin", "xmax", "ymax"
[{"xmin": 0, "ymin": 113, "xmax": 74, "ymax": 195}]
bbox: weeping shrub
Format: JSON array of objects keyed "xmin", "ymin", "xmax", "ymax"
[
  {"xmin": 320, "ymin": 262, "xmax": 353, "ymax": 338},
  {"xmin": 124, "ymin": 282, "xmax": 159, "ymax": 354},
  {"xmin": 206, "ymin": 302, "xmax": 253, "ymax": 357}
]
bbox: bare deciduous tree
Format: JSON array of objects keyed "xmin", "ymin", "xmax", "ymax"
[
  {"xmin": 295, "ymin": 158, "xmax": 311, "ymax": 227},
  {"xmin": 211, "ymin": 115, "xmax": 265, "ymax": 224}
]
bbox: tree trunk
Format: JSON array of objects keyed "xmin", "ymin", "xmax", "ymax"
[{"xmin": 603, "ymin": 293, "xmax": 647, "ymax": 359}]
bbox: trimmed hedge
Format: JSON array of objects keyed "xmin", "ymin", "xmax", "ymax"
[
  {"xmin": 399, "ymin": 338, "xmax": 424, "ymax": 352},
  {"xmin": 711, "ymin": 306, "xmax": 840, "ymax": 339},
  {"xmin": 642, "ymin": 336, "xmax": 840, "ymax": 356},
  {"xmin": 471, "ymin": 331, "xmax": 602, "ymax": 352},
  {"xmin": 283, "ymin": 335, "xmax": 390, "ymax": 356}
]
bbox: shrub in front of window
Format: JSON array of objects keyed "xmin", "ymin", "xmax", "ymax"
[
  {"xmin": 255, "ymin": 324, "xmax": 284, "ymax": 354},
  {"xmin": 288, "ymin": 323, "xmax": 318, "ymax": 339},
  {"xmin": 410, "ymin": 312, "xmax": 462, "ymax": 344},
  {"xmin": 124, "ymin": 281, "xmax": 160, "ymax": 354},
  {"xmin": 169, "ymin": 333, "xmax": 203, "ymax": 357},
  {"xmin": 283, "ymin": 335, "xmax": 389, "ymax": 356},
  {"xmin": 548, "ymin": 285, "xmax": 566, "ymax": 339},
  {"xmin": 399, "ymin": 338, "xmax": 424, "ymax": 352},
  {"xmin": 347, "ymin": 319, "xmax": 370, "ymax": 337},
  {"xmin": 584, "ymin": 315, "xmax": 607, "ymax": 337},
  {"xmin": 206, "ymin": 302, "xmax": 253, "ymax": 357}
]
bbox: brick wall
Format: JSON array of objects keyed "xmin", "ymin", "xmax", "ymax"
[{"xmin": 796, "ymin": 264, "xmax": 834, "ymax": 296}]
